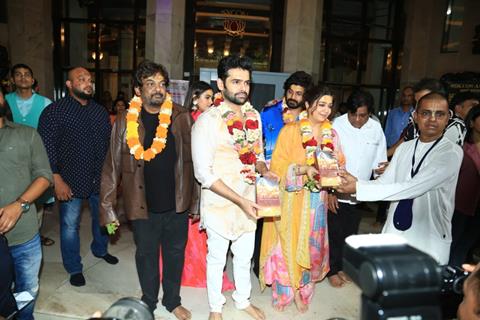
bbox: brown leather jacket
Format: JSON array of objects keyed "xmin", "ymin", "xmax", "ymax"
[{"xmin": 99, "ymin": 104, "xmax": 199, "ymax": 225}]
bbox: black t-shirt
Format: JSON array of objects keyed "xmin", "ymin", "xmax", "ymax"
[{"xmin": 141, "ymin": 108, "xmax": 177, "ymax": 213}]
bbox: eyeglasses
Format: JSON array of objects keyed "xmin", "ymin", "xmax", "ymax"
[{"xmin": 417, "ymin": 110, "xmax": 449, "ymax": 120}]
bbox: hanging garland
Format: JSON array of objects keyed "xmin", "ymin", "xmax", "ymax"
[
  {"xmin": 217, "ymin": 100, "xmax": 262, "ymax": 184},
  {"xmin": 125, "ymin": 93, "xmax": 173, "ymax": 161}
]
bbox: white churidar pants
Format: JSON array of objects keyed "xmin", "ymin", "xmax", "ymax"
[{"xmin": 206, "ymin": 228, "xmax": 255, "ymax": 313}]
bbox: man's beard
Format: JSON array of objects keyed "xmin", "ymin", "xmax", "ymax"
[
  {"xmin": 223, "ymin": 89, "xmax": 248, "ymax": 106},
  {"xmin": 144, "ymin": 93, "xmax": 165, "ymax": 107},
  {"xmin": 286, "ymin": 99, "xmax": 303, "ymax": 109},
  {"xmin": 72, "ymin": 87, "xmax": 93, "ymax": 100}
]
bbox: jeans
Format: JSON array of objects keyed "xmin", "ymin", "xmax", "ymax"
[
  {"xmin": 10, "ymin": 233, "xmax": 42, "ymax": 320},
  {"xmin": 131, "ymin": 210, "xmax": 188, "ymax": 312},
  {"xmin": 59, "ymin": 194, "xmax": 108, "ymax": 275}
]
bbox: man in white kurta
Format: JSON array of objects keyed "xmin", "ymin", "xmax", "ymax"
[
  {"xmin": 337, "ymin": 93, "xmax": 463, "ymax": 264},
  {"xmin": 192, "ymin": 55, "xmax": 271, "ymax": 320}
]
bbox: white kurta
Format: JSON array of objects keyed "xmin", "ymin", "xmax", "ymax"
[
  {"xmin": 191, "ymin": 106, "xmax": 265, "ymax": 240},
  {"xmin": 333, "ymin": 114, "xmax": 387, "ymax": 204},
  {"xmin": 355, "ymin": 138, "xmax": 463, "ymax": 264}
]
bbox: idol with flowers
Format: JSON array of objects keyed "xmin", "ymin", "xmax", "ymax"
[
  {"xmin": 260, "ymin": 85, "xmax": 344, "ymax": 313},
  {"xmin": 192, "ymin": 55, "xmax": 276, "ymax": 320}
]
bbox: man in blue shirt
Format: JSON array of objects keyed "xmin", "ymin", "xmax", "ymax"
[
  {"xmin": 260, "ymin": 71, "xmax": 313, "ymax": 163},
  {"xmin": 38, "ymin": 67, "xmax": 117, "ymax": 287},
  {"xmin": 384, "ymin": 86, "xmax": 415, "ymax": 148}
]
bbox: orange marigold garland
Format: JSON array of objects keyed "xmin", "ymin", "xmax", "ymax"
[{"xmin": 125, "ymin": 93, "xmax": 173, "ymax": 161}]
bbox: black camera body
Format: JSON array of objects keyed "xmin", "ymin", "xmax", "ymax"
[
  {"xmin": 441, "ymin": 265, "xmax": 470, "ymax": 295},
  {"xmin": 343, "ymin": 234, "xmax": 443, "ymax": 320}
]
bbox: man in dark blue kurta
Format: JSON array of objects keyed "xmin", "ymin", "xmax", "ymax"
[{"xmin": 38, "ymin": 67, "xmax": 117, "ymax": 287}]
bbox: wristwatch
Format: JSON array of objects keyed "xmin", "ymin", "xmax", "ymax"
[{"xmin": 16, "ymin": 197, "xmax": 31, "ymax": 213}]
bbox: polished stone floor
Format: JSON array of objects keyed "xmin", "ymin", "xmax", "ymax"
[{"xmin": 33, "ymin": 202, "xmax": 382, "ymax": 320}]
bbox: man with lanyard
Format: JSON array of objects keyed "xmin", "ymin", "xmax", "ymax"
[
  {"xmin": 253, "ymin": 71, "xmax": 313, "ymax": 277},
  {"xmin": 337, "ymin": 93, "xmax": 463, "ymax": 264}
]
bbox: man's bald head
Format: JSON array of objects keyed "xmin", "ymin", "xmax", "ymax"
[
  {"xmin": 67, "ymin": 67, "xmax": 89, "ymax": 81},
  {"xmin": 416, "ymin": 92, "xmax": 448, "ymax": 110},
  {"xmin": 66, "ymin": 67, "xmax": 94, "ymax": 103}
]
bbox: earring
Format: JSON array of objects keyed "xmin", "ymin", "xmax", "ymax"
[{"xmin": 192, "ymin": 101, "xmax": 198, "ymax": 111}]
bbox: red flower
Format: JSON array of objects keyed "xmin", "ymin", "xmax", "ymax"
[
  {"xmin": 321, "ymin": 142, "xmax": 334, "ymax": 151},
  {"xmin": 213, "ymin": 97, "xmax": 224, "ymax": 106},
  {"xmin": 228, "ymin": 121, "xmax": 243, "ymax": 134},
  {"xmin": 302, "ymin": 137, "xmax": 317, "ymax": 148},
  {"xmin": 245, "ymin": 119, "xmax": 259, "ymax": 130},
  {"xmin": 239, "ymin": 152, "xmax": 257, "ymax": 165}
]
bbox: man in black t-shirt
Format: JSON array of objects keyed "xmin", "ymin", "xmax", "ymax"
[{"xmin": 100, "ymin": 61, "xmax": 198, "ymax": 320}]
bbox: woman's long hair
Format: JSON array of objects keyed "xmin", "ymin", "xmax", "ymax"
[
  {"xmin": 183, "ymin": 81, "xmax": 213, "ymax": 111},
  {"xmin": 465, "ymin": 104, "xmax": 480, "ymax": 144}
]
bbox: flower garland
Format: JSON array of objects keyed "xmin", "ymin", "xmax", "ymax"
[
  {"xmin": 217, "ymin": 101, "xmax": 262, "ymax": 184},
  {"xmin": 299, "ymin": 111, "xmax": 335, "ymax": 191},
  {"xmin": 125, "ymin": 93, "xmax": 173, "ymax": 161}
]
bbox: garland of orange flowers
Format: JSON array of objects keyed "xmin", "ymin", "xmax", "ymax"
[
  {"xmin": 217, "ymin": 100, "xmax": 262, "ymax": 184},
  {"xmin": 125, "ymin": 93, "xmax": 173, "ymax": 161}
]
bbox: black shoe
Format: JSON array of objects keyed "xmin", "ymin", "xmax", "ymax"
[
  {"xmin": 94, "ymin": 253, "xmax": 119, "ymax": 265},
  {"xmin": 70, "ymin": 273, "xmax": 86, "ymax": 286}
]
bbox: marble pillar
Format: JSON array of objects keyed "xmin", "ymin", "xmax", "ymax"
[
  {"xmin": 282, "ymin": 0, "xmax": 324, "ymax": 82},
  {"xmin": 146, "ymin": 0, "xmax": 186, "ymax": 80},
  {"xmin": 5, "ymin": 0, "xmax": 54, "ymax": 99}
]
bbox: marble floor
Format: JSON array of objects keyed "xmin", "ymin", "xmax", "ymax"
[{"xmin": 33, "ymin": 202, "xmax": 383, "ymax": 320}]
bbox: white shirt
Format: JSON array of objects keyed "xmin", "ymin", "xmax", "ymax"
[
  {"xmin": 191, "ymin": 106, "xmax": 265, "ymax": 240},
  {"xmin": 333, "ymin": 114, "xmax": 387, "ymax": 204},
  {"xmin": 355, "ymin": 138, "xmax": 463, "ymax": 264}
]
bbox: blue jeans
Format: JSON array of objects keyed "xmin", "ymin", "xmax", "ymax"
[
  {"xmin": 59, "ymin": 194, "xmax": 108, "ymax": 274},
  {"xmin": 9, "ymin": 233, "xmax": 42, "ymax": 320}
]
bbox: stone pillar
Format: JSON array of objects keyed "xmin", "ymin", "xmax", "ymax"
[
  {"xmin": 401, "ymin": 0, "xmax": 480, "ymax": 84},
  {"xmin": 5, "ymin": 0, "xmax": 54, "ymax": 99},
  {"xmin": 282, "ymin": 0, "xmax": 324, "ymax": 82},
  {"xmin": 146, "ymin": 0, "xmax": 185, "ymax": 80}
]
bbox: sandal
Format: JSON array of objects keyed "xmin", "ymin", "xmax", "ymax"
[{"xmin": 41, "ymin": 236, "xmax": 55, "ymax": 246}]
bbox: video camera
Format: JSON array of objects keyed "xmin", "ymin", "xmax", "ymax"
[{"xmin": 343, "ymin": 234, "xmax": 470, "ymax": 320}]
